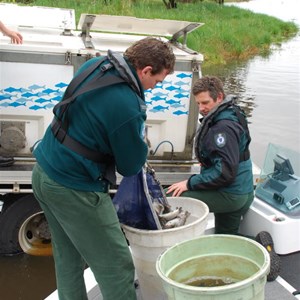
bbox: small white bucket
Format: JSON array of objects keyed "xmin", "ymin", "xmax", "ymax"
[{"xmin": 122, "ymin": 197, "xmax": 209, "ymax": 300}]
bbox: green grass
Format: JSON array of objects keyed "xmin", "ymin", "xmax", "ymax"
[{"xmin": 2, "ymin": 0, "xmax": 298, "ymax": 66}]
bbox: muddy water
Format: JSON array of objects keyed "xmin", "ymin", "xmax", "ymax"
[
  {"xmin": 1, "ymin": 0, "xmax": 299, "ymax": 299},
  {"xmin": 0, "ymin": 254, "xmax": 56, "ymax": 300},
  {"xmin": 168, "ymin": 255, "xmax": 259, "ymax": 287}
]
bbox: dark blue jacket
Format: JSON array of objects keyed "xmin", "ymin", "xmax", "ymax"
[{"xmin": 188, "ymin": 99, "xmax": 253, "ymax": 195}]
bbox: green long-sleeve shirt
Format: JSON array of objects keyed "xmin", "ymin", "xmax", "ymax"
[{"xmin": 33, "ymin": 56, "xmax": 148, "ymax": 192}]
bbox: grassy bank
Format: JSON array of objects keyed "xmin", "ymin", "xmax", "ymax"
[{"xmin": 2, "ymin": 0, "xmax": 298, "ymax": 66}]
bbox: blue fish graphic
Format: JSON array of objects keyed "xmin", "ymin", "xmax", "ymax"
[
  {"xmin": 9, "ymin": 102, "xmax": 26, "ymax": 107},
  {"xmin": 15, "ymin": 97, "xmax": 29, "ymax": 103},
  {"xmin": 55, "ymin": 82, "xmax": 68, "ymax": 88},
  {"xmin": 22, "ymin": 92, "xmax": 39, "ymax": 98},
  {"xmin": 4, "ymin": 87, "xmax": 22, "ymax": 93},
  {"xmin": 151, "ymin": 96, "xmax": 167, "ymax": 101},
  {"xmin": 176, "ymin": 73, "xmax": 192, "ymax": 79},
  {"xmin": 44, "ymin": 103, "xmax": 55, "ymax": 109},
  {"xmin": 166, "ymin": 99, "xmax": 181, "ymax": 105},
  {"xmin": 20, "ymin": 88, "xmax": 31, "ymax": 93},
  {"xmin": 153, "ymin": 92, "xmax": 168, "ymax": 97},
  {"xmin": 149, "ymin": 108, "xmax": 161, "ymax": 113},
  {"xmin": 35, "ymin": 98, "xmax": 50, "ymax": 104},
  {"xmin": 42, "ymin": 88, "xmax": 58, "ymax": 94},
  {"xmin": 173, "ymin": 110, "xmax": 188, "ymax": 116},
  {"xmin": 29, "ymin": 105, "xmax": 45, "ymax": 111},
  {"xmin": 28, "ymin": 84, "xmax": 45, "ymax": 90},
  {"xmin": 174, "ymin": 93, "xmax": 189, "ymax": 99},
  {"xmin": 0, "ymin": 94, "xmax": 12, "ymax": 101},
  {"xmin": 153, "ymin": 105, "xmax": 169, "ymax": 111},
  {"xmin": 171, "ymin": 103, "xmax": 186, "ymax": 109},
  {"xmin": 51, "ymin": 96, "xmax": 62, "ymax": 101},
  {"xmin": 0, "ymin": 102, "xmax": 10, "ymax": 107},
  {"xmin": 37, "ymin": 92, "xmax": 47, "ymax": 97},
  {"xmin": 174, "ymin": 81, "xmax": 188, "ymax": 87},
  {"xmin": 166, "ymin": 86, "xmax": 179, "ymax": 92}
]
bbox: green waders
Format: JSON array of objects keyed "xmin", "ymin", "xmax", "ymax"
[
  {"xmin": 167, "ymin": 189, "xmax": 253, "ymax": 235},
  {"xmin": 32, "ymin": 163, "xmax": 136, "ymax": 300}
]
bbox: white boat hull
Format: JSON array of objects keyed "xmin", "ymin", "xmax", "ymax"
[{"xmin": 239, "ymin": 196, "xmax": 300, "ymax": 255}]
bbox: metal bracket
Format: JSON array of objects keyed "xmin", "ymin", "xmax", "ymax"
[
  {"xmin": 79, "ymin": 14, "xmax": 96, "ymax": 49},
  {"xmin": 192, "ymin": 59, "xmax": 201, "ymax": 73},
  {"xmin": 65, "ymin": 51, "xmax": 72, "ymax": 65},
  {"xmin": 13, "ymin": 182, "xmax": 20, "ymax": 193},
  {"xmin": 170, "ymin": 23, "xmax": 201, "ymax": 48}
]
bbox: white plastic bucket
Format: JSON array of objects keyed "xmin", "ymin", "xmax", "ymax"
[
  {"xmin": 122, "ymin": 197, "xmax": 209, "ymax": 300},
  {"xmin": 156, "ymin": 234, "xmax": 270, "ymax": 300}
]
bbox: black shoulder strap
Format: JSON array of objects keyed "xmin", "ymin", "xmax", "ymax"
[
  {"xmin": 51, "ymin": 57, "xmax": 126, "ymax": 164},
  {"xmin": 231, "ymin": 105, "xmax": 251, "ymax": 162},
  {"xmin": 63, "ymin": 56, "xmax": 107, "ymax": 99}
]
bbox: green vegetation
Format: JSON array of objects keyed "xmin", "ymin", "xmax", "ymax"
[{"xmin": 2, "ymin": 0, "xmax": 298, "ymax": 66}]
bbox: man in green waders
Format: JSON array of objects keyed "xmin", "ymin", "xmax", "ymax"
[
  {"xmin": 167, "ymin": 76, "xmax": 254, "ymax": 235},
  {"xmin": 32, "ymin": 37, "xmax": 175, "ymax": 300}
]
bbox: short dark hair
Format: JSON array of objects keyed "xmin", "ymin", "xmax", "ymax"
[
  {"xmin": 124, "ymin": 37, "xmax": 175, "ymax": 75},
  {"xmin": 192, "ymin": 76, "xmax": 225, "ymax": 101}
]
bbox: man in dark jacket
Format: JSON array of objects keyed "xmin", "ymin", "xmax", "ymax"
[
  {"xmin": 167, "ymin": 76, "xmax": 253, "ymax": 235},
  {"xmin": 32, "ymin": 37, "xmax": 175, "ymax": 300}
]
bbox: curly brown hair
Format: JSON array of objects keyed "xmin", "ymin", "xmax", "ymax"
[
  {"xmin": 124, "ymin": 37, "xmax": 175, "ymax": 75},
  {"xmin": 192, "ymin": 76, "xmax": 225, "ymax": 101}
]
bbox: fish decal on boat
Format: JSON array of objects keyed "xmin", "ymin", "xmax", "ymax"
[
  {"xmin": 0, "ymin": 82, "xmax": 68, "ymax": 111},
  {"xmin": 0, "ymin": 71, "xmax": 193, "ymax": 119}
]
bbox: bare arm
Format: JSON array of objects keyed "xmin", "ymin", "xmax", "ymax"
[{"xmin": 0, "ymin": 21, "xmax": 23, "ymax": 44}]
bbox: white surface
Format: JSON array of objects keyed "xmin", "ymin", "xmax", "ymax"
[
  {"xmin": 0, "ymin": 3, "xmax": 75, "ymax": 29},
  {"xmin": 78, "ymin": 14, "xmax": 203, "ymax": 37},
  {"xmin": 122, "ymin": 197, "xmax": 209, "ymax": 300},
  {"xmin": 239, "ymin": 197, "xmax": 300, "ymax": 254}
]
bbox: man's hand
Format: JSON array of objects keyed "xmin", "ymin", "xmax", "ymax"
[
  {"xmin": 0, "ymin": 22, "xmax": 23, "ymax": 44},
  {"xmin": 9, "ymin": 31, "xmax": 23, "ymax": 44},
  {"xmin": 166, "ymin": 180, "xmax": 188, "ymax": 197}
]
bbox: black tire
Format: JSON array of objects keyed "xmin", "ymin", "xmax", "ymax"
[
  {"xmin": 0, "ymin": 193, "xmax": 23, "ymax": 212},
  {"xmin": 255, "ymin": 231, "xmax": 274, "ymax": 248},
  {"xmin": 268, "ymin": 251, "xmax": 281, "ymax": 282},
  {"xmin": 255, "ymin": 231, "xmax": 281, "ymax": 281},
  {"xmin": 0, "ymin": 194, "xmax": 43, "ymax": 255}
]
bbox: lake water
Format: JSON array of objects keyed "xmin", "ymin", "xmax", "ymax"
[
  {"xmin": 215, "ymin": 0, "xmax": 300, "ymax": 168},
  {"xmin": 1, "ymin": 1, "xmax": 299, "ymax": 299}
]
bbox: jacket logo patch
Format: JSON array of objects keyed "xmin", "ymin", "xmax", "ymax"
[{"xmin": 215, "ymin": 133, "xmax": 226, "ymax": 148}]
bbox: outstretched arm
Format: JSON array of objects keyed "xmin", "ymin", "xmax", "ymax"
[{"xmin": 0, "ymin": 21, "xmax": 23, "ymax": 44}]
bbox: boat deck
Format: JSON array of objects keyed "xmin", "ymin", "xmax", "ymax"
[
  {"xmin": 45, "ymin": 246, "xmax": 300, "ymax": 300},
  {"xmin": 86, "ymin": 276, "xmax": 299, "ymax": 300},
  {"xmin": 86, "ymin": 250, "xmax": 300, "ymax": 300}
]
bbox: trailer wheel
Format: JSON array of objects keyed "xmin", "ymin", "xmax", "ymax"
[{"xmin": 0, "ymin": 194, "xmax": 52, "ymax": 256}]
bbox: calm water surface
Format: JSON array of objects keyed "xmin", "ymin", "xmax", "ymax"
[
  {"xmin": 221, "ymin": 0, "xmax": 300, "ymax": 167},
  {"xmin": 1, "ymin": 0, "xmax": 299, "ymax": 299}
]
